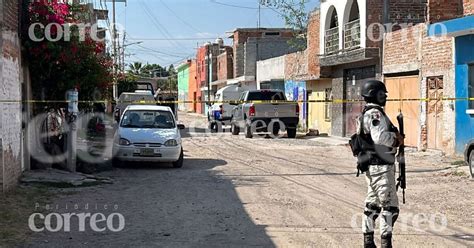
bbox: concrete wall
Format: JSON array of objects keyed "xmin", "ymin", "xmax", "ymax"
[
  {"xmin": 0, "ymin": 0, "xmax": 23, "ymax": 192},
  {"xmin": 232, "ymin": 29, "xmax": 295, "ymax": 78},
  {"xmin": 243, "ymin": 37, "xmax": 299, "ymax": 79},
  {"xmin": 256, "ymin": 55, "xmax": 285, "ymax": 89}
]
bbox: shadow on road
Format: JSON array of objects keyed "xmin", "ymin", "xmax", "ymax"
[{"xmin": 24, "ymin": 157, "xmax": 276, "ymax": 247}]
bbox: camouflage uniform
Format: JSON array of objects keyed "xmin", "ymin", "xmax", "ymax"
[{"xmin": 357, "ymin": 103, "xmax": 400, "ymax": 246}]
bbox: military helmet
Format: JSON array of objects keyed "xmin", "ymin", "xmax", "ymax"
[{"xmin": 361, "ymin": 80, "xmax": 387, "ymax": 98}]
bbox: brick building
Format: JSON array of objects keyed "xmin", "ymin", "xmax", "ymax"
[
  {"xmin": 227, "ymin": 28, "xmax": 300, "ymax": 89},
  {"xmin": 196, "ymin": 40, "xmax": 224, "ymax": 115},
  {"xmin": 316, "ymin": 0, "xmax": 465, "ymax": 142},
  {"xmin": 280, "ymin": 10, "xmax": 333, "ymax": 134},
  {"xmin": 382, "ymin": 0, "xmax": 468, "ymax": 153},
  {"xmin": 0, "ymin": 0, "xmax": 26, "ymax": 192},
  {"xmin": 211, "ymin": 46, "xmax": 233, "ymax": 90},
  {"xmin": 426, "ymin": 2, "xmax": 474, "ymax": 154}
]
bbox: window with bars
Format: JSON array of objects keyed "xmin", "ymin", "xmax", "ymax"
[
  {"xmin": 344, "ymin": 19, "xmax": 361, "ymax": 50},
  {"xmin": 325, "ymin": 27, "xmax": 339, "ymax": 55}
]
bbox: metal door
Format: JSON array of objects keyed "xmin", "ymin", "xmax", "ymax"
[
  {"xmin": 344, "ymin": 66, "xmax": 376, "ymax": 136},
  {"xmin": 384, "ymin": 76, "xmax": 420, "ymax": 147}
]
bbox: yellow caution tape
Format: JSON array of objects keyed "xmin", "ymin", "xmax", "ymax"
[{"xmin": 0, "ymin": 98, "xmax": 473, "ymax": 104}]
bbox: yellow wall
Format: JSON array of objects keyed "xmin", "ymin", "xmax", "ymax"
[{"xmin": 307, "ymin": 79, "xmax": 332, "ymax": 135}]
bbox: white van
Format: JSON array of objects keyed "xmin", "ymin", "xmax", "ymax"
[{"xmin": 208, "ymin": 85, "xmax": 244, "ymax": 131}]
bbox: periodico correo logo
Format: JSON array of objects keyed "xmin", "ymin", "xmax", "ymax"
[{"xmin": 29, "ymin": 203, "xmax": 125, "ymax": 232}]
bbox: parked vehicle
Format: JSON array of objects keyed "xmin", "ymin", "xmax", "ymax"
[
  {"xmin": 112, "ymin": 105, "xmax": 185, "ymax": 168},
  {"xmin": 208, "ymin": 85, "xmax": 244, "ymax": 132},
  {"xmin": 114, "ymin": 92, "xmax": 156, "ymax": 122},
  {"xmin": 465, "ymin": 140, "xmax": 474, "ymax": 178},
  {"xmin": 230, "ymin": 90, "xmax": 299, "ymax": 138},
  {"xmin": 135, "ymin": 82, "xmax": 155, "ymax": 95}
]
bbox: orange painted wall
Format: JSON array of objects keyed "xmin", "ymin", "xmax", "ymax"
[{"xmin": 187, "ymin": 59, "xmax": 199, "ymax": 113}]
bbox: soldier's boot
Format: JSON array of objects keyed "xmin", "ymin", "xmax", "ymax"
[
  {"xmin": 381, "ymin": 234, "xmax": 392, "ymax": 248},
  {"xmin": 364, "ymin": 232, "xmax": 376, "ymax": 248}
]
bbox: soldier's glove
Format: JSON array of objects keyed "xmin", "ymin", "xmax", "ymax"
[{"xmin": 393, "ymin": 132, "xmax": 405, "ymax": 147}]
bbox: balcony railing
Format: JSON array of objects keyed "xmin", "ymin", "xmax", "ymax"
[
  {"xmin": 325, "ymin": 26, "xmax": 339, "ymax": 55},
  {"xmin": 344, "ymin": 19, "xmax": 361, "ymax": 50}
]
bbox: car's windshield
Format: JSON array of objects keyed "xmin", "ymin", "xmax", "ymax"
[
  {"xmin": 246, "ymin": 91, "xmax": 285, "ymax": 101},
  {"xmin": 120, "ymin": 110, "xmax": 175, "ymax": 129}
]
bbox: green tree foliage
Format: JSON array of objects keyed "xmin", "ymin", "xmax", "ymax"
[
  {"xmin": 117, "ymin": 73, "xmax": 138, "ymax": 96},
  {"xmin": 23, "ymin": 1, "xmax": 113, "ymax": 109},
  {"xmin": 125, "ymin": 62, "xmax": 178, "ymax": 92},
  {"xmin": 128, "ymin": 62, "xmax": 143, "ymax": 75}
]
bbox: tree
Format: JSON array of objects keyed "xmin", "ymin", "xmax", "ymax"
[
  {"xmin": 128, "ymin": 62, "xmax": 143, "ymax": 75},
  {"xmin": 262, "ymin": 0, "xmax": 310, "ymax": 50},
  {"xmin": 24, "ymin": 0, "xmax": 113, "ymax": 110},
  {"xmin": 117, "ymin": 73, "xmax": 138, "ymax": 96}
]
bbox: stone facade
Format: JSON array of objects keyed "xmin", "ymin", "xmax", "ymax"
[{"xmin": 1, "ymin": 0, "xmax": 23, "ymax": 192}]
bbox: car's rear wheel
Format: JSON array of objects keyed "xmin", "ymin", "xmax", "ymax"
[
  {"xmin": 287, "ymin": 128, "xmax": 297, "ymax": 138},
  {"xmin": 469, "ymin": 150, "xmax": 474, "ymax": 178},
  {"xmin": 231, "ymin": 123, "xmax": 240, "ymax": 135},
  {"xmin": 271, "ymin": 126, "xmax": 279, "ymax": 137},
  {"xmin": 173, "ymin": 149, "xmax": 184, "ymax": 168},
  {"xmin": 245, "ymin": 124, "xmax": 253, "ymax": 138}
]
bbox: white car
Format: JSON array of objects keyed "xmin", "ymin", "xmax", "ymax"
[{"xmin": 112, "ymin": 105, "xmax": 185, "ymax": 168}]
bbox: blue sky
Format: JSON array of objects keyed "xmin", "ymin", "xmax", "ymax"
[{"xmin": 105, "ymin": 0, "xmax": 319, "ymax": 68}]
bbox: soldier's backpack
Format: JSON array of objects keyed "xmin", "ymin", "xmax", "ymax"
[{"xmin": 349, "ymin": 106, "xmax": 385, "ymax": 176}]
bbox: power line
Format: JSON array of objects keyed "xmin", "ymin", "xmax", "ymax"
[
  {"xmin": 210, "ymin": 0, "xmax": 264, "ymax": 10},
  {"xmin": 127, "ymin": 37, "xmax": 227, "ymax": 41},
  {"xmin": 134, "ymin": 45, "xmax": 191, "ymax": 57},
  {"xmin": 139, "ymin": 0, "xmax": 188, "ymax": 51},
  {"xmin": 158, "ymin": 0, "xmax": 202, "ymax": 33}
]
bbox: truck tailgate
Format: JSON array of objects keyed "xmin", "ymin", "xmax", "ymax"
[{"xmin": 253, "ymin": 103, "xmax": 298, "ymax": 118}]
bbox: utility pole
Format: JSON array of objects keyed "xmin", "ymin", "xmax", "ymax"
[
  {"xmin": 258, "ymin": 0, "xmax": 261, "ymax": 28},
  {"xmin": 112, "ymin": 0, "xmax": 117, "ymax": 100},
  {"xmin": 122, "ymin": 32, "xmax": 126, "ymax": 71}
]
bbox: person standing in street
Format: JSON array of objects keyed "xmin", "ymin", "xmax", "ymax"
[{"xmin": 355, "ymin": 80, "xmax": 404, "ymax": 248}]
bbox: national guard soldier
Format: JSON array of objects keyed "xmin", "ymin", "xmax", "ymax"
[{"xmin": 355, "ymin": 80, "xmax": 404, "ymax": 248}]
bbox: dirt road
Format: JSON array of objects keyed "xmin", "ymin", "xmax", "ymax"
[{"xmin": 23, "ymin": 112, "xmax": 473, "ymax": 247}]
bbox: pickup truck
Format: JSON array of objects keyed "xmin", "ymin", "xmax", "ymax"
[{"xmin": 230, "ymin": 90, "xmax": 299, "ymax": 138}]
